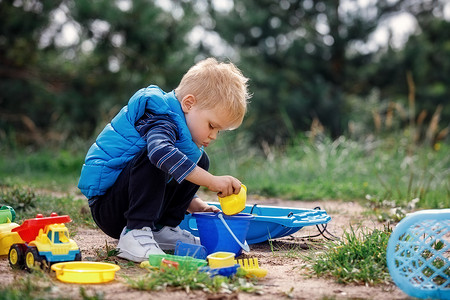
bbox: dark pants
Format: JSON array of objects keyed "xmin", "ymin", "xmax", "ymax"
[{"xmin": 89, "ymin": 148, "xmax": 209, "ymax": 239}]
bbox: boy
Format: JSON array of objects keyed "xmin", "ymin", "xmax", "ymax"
[{"xmin": 78, "ymin": 58, "xmax": 251, "ymax": 262}]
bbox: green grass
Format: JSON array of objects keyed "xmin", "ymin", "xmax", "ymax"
[
  {"xmin": 0, "ymin": 273, "xmax": 65, "ymax": 300},
  {"xmin": 0, "ymin": 148, "xmax": 84, "ymax": 191},
  {"xmin": 1, "ymin": 133, "xmax": 448, "ymax": 210},
  {"xmin": 0, "ymin": 185, "xmax": 94, "ymax": 227},
  {"xmin": 208, "ymin": 132, "xmax": 449, "ymax": 209},
  {"xmin": 0, "ymin": 276, "xmax": 104, "ymax": 300},
  {"xmin": 302, "ymin": 226, "xmax": 392, "ymax": 285},
  {"xmin": 126, "ymin": 264, "xmax": 261, "ymax": 294}
]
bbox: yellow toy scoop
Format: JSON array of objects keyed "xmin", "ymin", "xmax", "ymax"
[
  {"xmin": 235, "ymin": 257, "xmax": 267, "ymax": 278},
  {"xmin": 218, "ymin": 184, "xmax": 247, "ymax": 215}
]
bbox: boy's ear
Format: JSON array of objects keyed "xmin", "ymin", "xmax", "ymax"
[{"xmin": 181, "ymin": 94, "xmax": 196, "ymax": 112}]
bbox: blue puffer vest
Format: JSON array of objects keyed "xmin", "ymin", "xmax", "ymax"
[{"xmin": 77, "ymin": 85, "xmax": 202, "ymax": 198}]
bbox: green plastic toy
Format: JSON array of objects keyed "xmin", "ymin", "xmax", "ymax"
[
  {"xmin": 148, "ymin": 253, "xmax": 207, "ymax": 271},
  {"xmin": 0, "ymin": 206, "xmax": 16, "ymax": 224}
]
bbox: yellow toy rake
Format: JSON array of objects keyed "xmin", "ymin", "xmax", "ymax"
[{"xmin": 235, "ymin": 257, "xmax": 268, "ymax": 278}]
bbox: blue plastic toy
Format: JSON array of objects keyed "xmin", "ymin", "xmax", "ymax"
[
  {"xmin": 174, "ymin": 240, "xmax": 207, "ymax": 259},
  {"xmin": 180, "ymin": 202, "xmax": 331, "ymax": 244},
  {"xmin": 193, "ymin": 212, "xmax": 253, "ymax": 255},
  {"xmin": 387, "ymin": 209, "xmax": 450, "ymax": 300},
  {"xmin": 199, "ymin": 264, "xmax": 240, "ymax": 278}
]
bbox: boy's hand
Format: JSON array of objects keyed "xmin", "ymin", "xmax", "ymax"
[
  {"xmin": 185, "ymin": 166, "xmax": 242, "ymax": 197},
  {"xmin": 187, "ymin": 196, "xmax": 221, "ymax": 213},
  {"xmin": 209, "ymin": 175, "xmax": 242, "ymax": 197}
]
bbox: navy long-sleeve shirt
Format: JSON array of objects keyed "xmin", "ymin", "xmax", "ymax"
[{"xmin": 135, "ymin": 111, "xmax": 198, "ymax": 183}]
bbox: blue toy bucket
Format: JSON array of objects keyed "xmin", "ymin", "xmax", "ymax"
[{"xmin": 193, "ymin": 212, "xmax": 254, "ymax": 256}]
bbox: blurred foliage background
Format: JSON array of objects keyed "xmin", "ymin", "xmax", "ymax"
[
  {"xmin": 1, "ymin": 0, "xmax": 449, "ymax": 148},
  {"xmin": 0, "ymin": 0, "xmax": 449, "ymax": 211}
]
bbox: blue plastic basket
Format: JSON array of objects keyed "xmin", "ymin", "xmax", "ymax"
[
  {"xmin": 180, "ymin": 202, "xmax": 331, "ymax": 244},
  {"xmin": 386, "ymin": 209, "xmax": 450, "ymax": 300}
]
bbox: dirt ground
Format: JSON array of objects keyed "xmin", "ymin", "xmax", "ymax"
[{"xmin": 0, "ymin": 196, "xmax": 414, "ymax": 300}]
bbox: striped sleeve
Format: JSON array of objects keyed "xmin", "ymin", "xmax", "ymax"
[{"xmin": 136, "ymin": 112, "xmax": 196, "ymax": 183}]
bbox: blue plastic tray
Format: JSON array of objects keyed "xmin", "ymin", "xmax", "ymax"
[{"xmin": 180, "ymin": 202, "xmax": 331, "ymax": 244}]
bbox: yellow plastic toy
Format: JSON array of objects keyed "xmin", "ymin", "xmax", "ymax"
[
  {"xmin": 207, "ymin": 251, "xmax": 235, "ymax": 269},
  {"xmin": 4, "ymin": 213, "xmax": 81, "ymax": 271},
  {"xmin": 51, "ymin": 261, "xmax": 120, "ymax": 283},
  {"xmin": 218, "ymin": 184, "xmax": 247, "ymax": 215},
  {"xmin": 0, "ymin": 222, "xmax": 21, "ymax": 256},
  {"xmin": 31, "ymin": 224, "xmax": 78, "ymax": 255},
  {"xmin": 235, "ymin": 257, "xmax": 268, "ymax": 278}
]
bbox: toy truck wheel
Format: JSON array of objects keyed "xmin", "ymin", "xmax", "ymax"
[
  {"xmin": 25, "ymin": 247, "xmax": 41, "ymax": 271},
  {"xmin": 75, "ymin": 252, "xmax": 82, "ymax": 261},
  {"xmin": 8, "ymin": 244, "xmax": 25, "ymax": 269}
]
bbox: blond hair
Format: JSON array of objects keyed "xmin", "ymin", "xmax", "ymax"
[{"xmin": 175, "ymin": 58, "xmax": 251, "ymax": 128}]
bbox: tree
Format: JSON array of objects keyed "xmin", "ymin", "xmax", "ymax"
[
  {"xmin": 204, "ymin": 0, "xmax": 447, "ymax": 144},
  {"xmin": 0, "ymin": 0, "xmax": 64, "ymax": 145},
  {"xmin": 356, "ymin": 0, "xmax": 450, "ymax": 141},
  {"xmin": 383, "ymin": 15, "xmax": 450, "ymax": 124},
  {"xmin": 0, "ymin": 0, "xmax": 199, "ymax": 146}
]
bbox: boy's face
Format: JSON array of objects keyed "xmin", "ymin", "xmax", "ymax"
[{"xmin": 181, "ymin": 95, "xmax": 234, "ymax": 148}]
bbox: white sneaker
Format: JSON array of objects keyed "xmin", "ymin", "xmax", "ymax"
[
  {"xmin": 152, "ymin": 226, "xmax": 200, "ymax": 250},
  {"xmin": 117, "ymin": 227, "xmax": 165, "ymax": 262}
]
